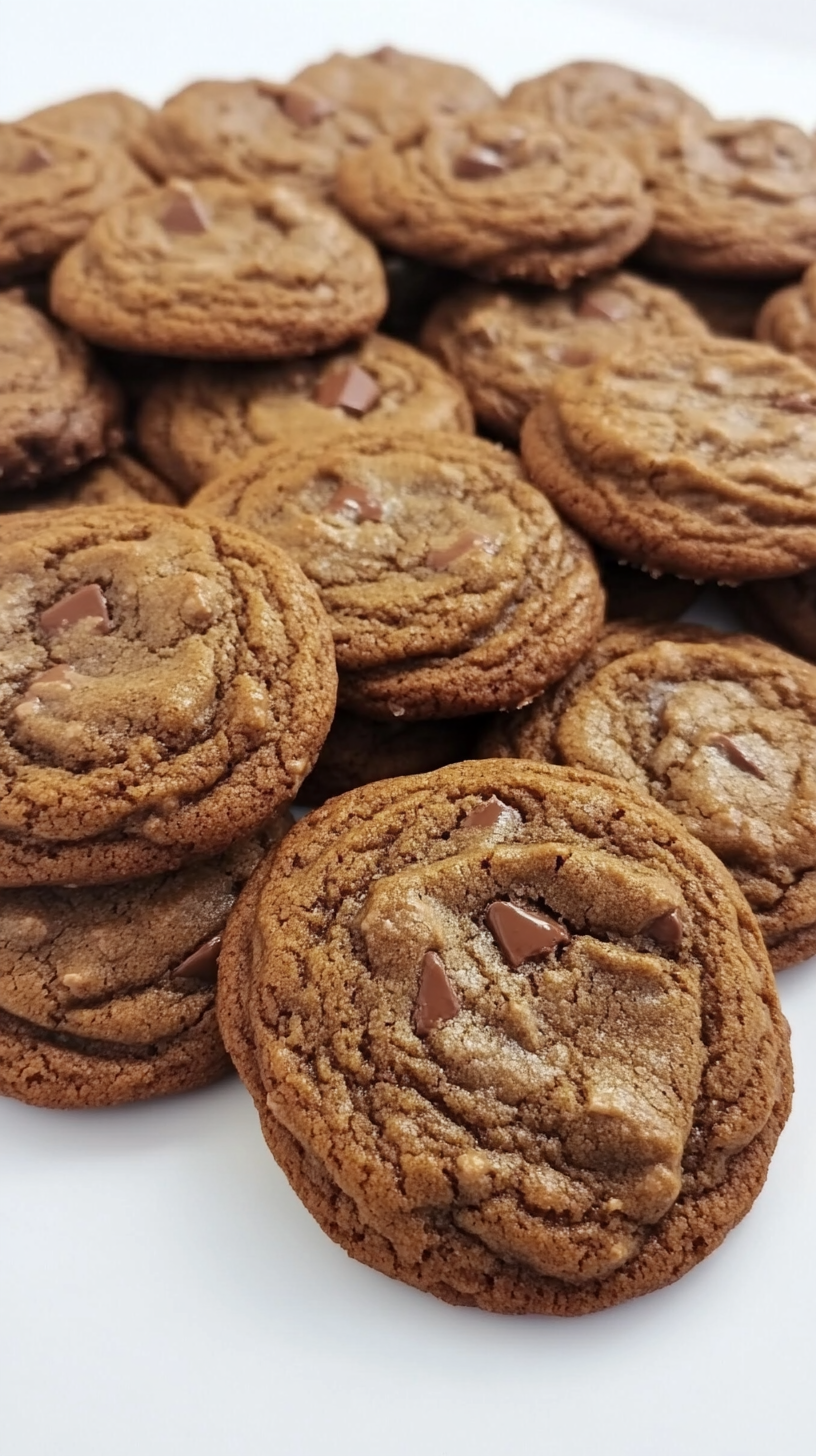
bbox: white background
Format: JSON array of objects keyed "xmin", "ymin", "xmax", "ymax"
[{"xmin": 3, "ymin": 5, "xmax": 816, "ymax": 1454}]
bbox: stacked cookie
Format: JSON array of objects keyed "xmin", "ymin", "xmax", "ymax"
[{"xmin": 2, "ymin": 46, "xmax": 814, "ymax": 1315}]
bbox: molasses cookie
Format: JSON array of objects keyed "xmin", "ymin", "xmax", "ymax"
[
  {"xmin": 190, "ymin": 429, "xmax": 604, "ymax": 720},
  {"xmin": 218, "ymin": 759, "xmax": 791, "ymax": 1314},
  {"xmin": 0, "ymin": 813, "xmax": 290, "ymax": 1110},
  {"xmin": 0, "ymin": 505, "xmax": 336, "ymax": 887},
  {"xmin": 292, "ymin": 47, "xmax": 497, "ymax": 138},
  {"xmin": 138, "ymin": 334, "xmax": 473, "ymax": 497},
  {"xmin": 335, "ymin": 110, "xmax": 653, "ymax": 286},
  {"xmin": 420, "ymin": 273, "xmax": 705, "ymax": 440},
  {"xmin": 521, "ymin": 337, "xmax": 816, "ymax": 583},
  {"xmin": 0, "ymin": 288, "xmax": 122, "ymax": 492},
  {"xmin": 50, "ymin": 178, "xmax": 387, "ymax": 358}
]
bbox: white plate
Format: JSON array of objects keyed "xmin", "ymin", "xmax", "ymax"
[{"xmin": 3, "ymin": 6, "xmax": 816, "ymax": 1454}]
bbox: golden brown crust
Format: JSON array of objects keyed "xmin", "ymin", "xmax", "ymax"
[
  {"xmin": 292, "ymin": 48, "xmax": 497, "ymax": 138},
  {"xmin": 22, "ymin": 91, "xmax": 153, "ymax": 156}
]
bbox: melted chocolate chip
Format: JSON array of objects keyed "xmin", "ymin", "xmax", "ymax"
[
  {"xmin": 40, "ymin": 584, "xmax": 111, "ymax": 636},
  {"xmin": 453, "ymin": 146, "xmax": 507, "ymax": 180},
  {"xmin": 426, "ymin": 532, "xmax": 493, "ymax": 570},
  {"xmin": 21, "ymin": 665, "xmax": 77, "ymax": 702},
  {"xmin": 774, "ymin": 393, "xmax": 816, "ymax": 414},
  {"xmin": 461, "ymin": 796, "xmax": 508, "ymax": 829},
  {"xmin": 326, "ymin": 482, "xmax": 383, "ymax": 522},
  {"xmin": 314, "ymin": 364, "xmax": 381, "ymax": 416},
  {"xmin": 280, "ymin": 88, "xmax": 337, "ymax": 127},
  {"xmin": 160, "ymin": 189, "xmax": 210, "ymax": 235},
  {"xmin": 577, "ymin": 287, "xmax": 636, "ymax": 322},
  {"xmin": 17, "ymin": 144, "xmax": 53, "ymax": 174},
  {"xmin": 486, "ymin": 901, "xmax": 570, "ymax": 969},
  {"xmin": 707, "ymin": 733, "xmax": 766, "ymax": 779},
  {"xmin": 168, "ymin": 933, "xmax": 222, "ymax": 984},
  {"xmin": 414, "ymin": 950, "xmax": 460, "ymax": 1035},
  {"xmin": 645, "ymin": 909, "xmax": 684, "ymax": 950}
]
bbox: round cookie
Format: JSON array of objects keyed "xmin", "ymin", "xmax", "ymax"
[
  {"xmin": 49, "ymin": 178, "xmax": 387, "ymax": 359},
  {"xmin": 0, "ymin": 453, "xmax": 176, "ymax": 533},
  {"xmin": 483, "ymin": 625, "xmax": 816, "ymax": 970},
  {"xmin": 138, "ymin": 334, "xmax": 474, "ymax": 498},
  {"xmin": 756, "ymin": 264, "xmax": 816, "ymax": 369},
  {"xmin": 0, "ymin": 289, "xmax": 123, "ymax": 493},
  {"xmin": 189, "ymin": 429, "xmax": 604, "ymax": 720},
  {"xmin": 0, "ymin": 505, "xmax": 336, "ymax": 888},
  {"xmin": 420, "ymin": 273, "xmax": 706, "ymax": 440},
  {"xmin": 0, "ymin": 813, "xmax": 290, "ymax": 1110},
  {"xmin": 505, "ymin": 60, "xmax": 710, "ymax": 166},
  {"xmin": 0, "ymin": 121, "xmax": 151, "ymax": 283},
  {"xmin": 642, "ymin": 119, "xmax": 816, "ymax": 278},
  {"xmin": 217, "ymin": 759, "xmax": 791, "ymax": 1316},
  {"xmin": 132, "ymin": 79, "xmax": 377, "ymax": 197},
  {"xmin": 335, "ymin": 109, "xmax": 653, "ymax": 287},
  {"xmin": 21, "ymin": 91, "xmax": 153, "ymax": 156},
  {"xmin": 521, "ymin": 337, "xmax": 816, "ymax": 583},
  {"xmin": 291, "ymin": 47, "xmax": 497, "ymax": 138},
  {"xmin": 299, "ymin": 711, "xmax": 486, "ymax": 806}
]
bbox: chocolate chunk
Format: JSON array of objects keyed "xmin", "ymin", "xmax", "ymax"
[
  {"xmin": 454, "ymin": 146, "xmax": 507, "ymax": 180},
  {"xmin": 577, "ymin": 287, "xmax": 636, "ymax": 322},
  {"xmin": 18, "ymin": 144, "xmax": 53, "ymax": 174},
  {"xmin": 369, "ymin": 45, "xmax": 402, "ymax": 64},
  {"xmin": 327, "ymin": 482, "xmax": 383, "ymax": 522},
  {"xmin": 40, "ymin": 584, "xmax": 111, "ymax": 635},
  {"xmin": 645, "ymin": 909, "xmax": 684, "ymax": 949},
  {"xmin": 707, "ymin": 732, "xmax": 766, "ymax": 779},
  {"xmin": 774, "ymin": 393, "xmax": 816, "ymax": 414},
  {"xmin": 21, "ymin": 665, "xmax": 77, "ymax": 702},
  {"xmin": 426, "ymin": 531, "xmax": 492, "ymax": 570},
  {"xmin": 486, "ymin": 901, "xmax": 570, "ymax": 969},
  {"xmin": 280, "ymin": 88, "xmax": 337, "ymax": 127},
  {"xmin": 461, "ymin": 795, "xmax": 508, "ymax": 828},
  {"xmin": 160, "ymin": 188, "xmax": 210, "ymax": 235},
  {"xmin": 414, "ymin": 950, "xmax": 460, "ymax": 1035},
  {"xmin": 314, "ymin": 364, "xmax": 381, "ymax": 416},
  {"xmin": 169, "ymin": 933, "xmax": 222, "ymax": 984}
]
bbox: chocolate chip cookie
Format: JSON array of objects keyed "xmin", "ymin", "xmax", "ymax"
[
  {"xmin": 218, "ymin": 759, "xmax": 791, "ymax": 1315},
  {"xmin": 21, "ymin": 90, "xmax": 153, "ymax": 156},
  {"xmin": 642, "ymin": 119, "xmax": 816, "ymax": 278},
  {"xmin": 0, "ymin": 122, "xmax": 152, "ymax": 283},
  {"xmin": 335, "ymin": 110, "xmax": 653, "ymax": 287},
  {"xmin": 521, "ymin": 337, "xmax": 816, "ymax": 583},
  {"xmin": 189, "ymin": 430, "xmax": 604, "ymax": 720},
  {"xmin": 138, "ymin": 334, "xmax": 473, "ymax": 498},
  {"xmin": 292, "ymin": 47, "xmax": 497, "ymax": 138},
  {"xmin": 756, "ymin": 264, "xmax": 816, "ymax": 369},
  {"xmin": 484, "ymin": 624, "xmax": 816, "ymax": 969},
  {"xmin": 0, "ymin": 813, "xmax": 290, "ymax": 1110},
  {"xmin": 420, "ymin": 273, "xmax": 706, "ymax": 440},
  {"xmin": 0, "ymin": 288, "xmax": 123, "ymax": 492},
  {"xmin": 133, "ymin": 79, "xmax": 377, "ymax": 198},
  {"xmin": 505, "ymin": 61, "xmax": 710, "ymax": 166},
  {"xmin": 49, "ymin": 178, "xmax": 387, "ymax": 358},
  {"xmin": 299, "ymin": 711, "xmax": 485, "ymax": 805},
  {"xmin": 0, "ymin": 505, "xmax": 336, "ymax": 887},
  {"xmin": 0, "ymin": 452, "xmax": 176, "ymax": 531}
]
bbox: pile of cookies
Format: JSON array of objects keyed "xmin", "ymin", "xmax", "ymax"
[{"xmin": 3, "ymin": 49, "xmax": 816, "ymax": 1317}]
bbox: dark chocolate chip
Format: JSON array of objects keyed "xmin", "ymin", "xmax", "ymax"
[
  {"xmin": 160, "ymin": 189, "xmax": 210, "ymax": 235},
  {"xmin": 40, "ymin": 585, "xmax": 111, "ymax": 635},
  {"xmin": 414, "ymin": 950, "xmax": 460, "ymax": 1035},
  {"xmin": 280, "ymin": 88, "xmax": 337, "ymax": 127},
  {"xmin": 461, "ymin": 796, "xmax": 508, "ymax": 829},
  {"xmin": 326, "ymin": 482, "xmax": 383, "ymax": 522},
  {"xmin": 706, "ymin": 732, "xmax": 766, "ymax": 779},
  {"xmin": 486, "ymin": 901, "xmax": 570, "ymax": 969},
  {"xmin": 17, "ymin": 144, "xmax": 53, "ymax": 174},
  {"xmin": 314, "ymin": 364, "xmax": 381, "ymax": 416},
  {"xmin": 426, "ymin": 531, "xmax": 493, "ymax": 569},
  {"xmin": 645, "ymin": 909, "xmax": 684, "ymax": 949},
  {"xmin": 453, "ymin": 146, "xmax": 506, "ymax": 180},
  {"xmin": 169, "ymin": 934, "xmax": 222, "ymax": 984}
]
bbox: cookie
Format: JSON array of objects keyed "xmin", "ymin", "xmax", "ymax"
[
  {"xmin": 291, "ymin": 47, "xmax": 497, "ymax": 138},
  {"xmin": 0, "ymin": 813, "xmax": 290, "ymax": 1110},
  {"xmin": 49, "ymin": 178, "xmax": 387, "ymax": 359},
  {"xmin": 0, "ymin": 452, "xmax": 176, "ymax": 532},
  {"xmin": 0, "ymin": 288, "xmax": 123, "ymax": 493},
  {"xmin": 483, "ymin": 624, "xmax": 816, "ymax": 970},
  {"xmin": 521, "ymin": 337, "xmax": 816, "ymax": 583},
  {"xmin": 217, "ymin": 759, "xmax": 791, "ymax": 1315},
  {"xmin": 189, "ymin": 429, "xmax": 604, "ymax": 720},
  {"xmin": 0, "ymin": 505, "xmax": 336, "ymax": 888},
  {"xmin": 132, "ymin": 79, "xmax": 377, "ymax": 198},
  {"xmin": 641, "ymin": 119, "xmax": 816, "ymax": 278},
  {"xmin": 756, "ymin": 264, "xmax": 816, "ymax": 369},
  {"xmin": 420, "ymin": 273, "xmax": 706, "ymax": 440},
  {"xmin": 336, "ymin": 110, "xmax": 653, "ymax": 287},
  {"xmin": 0, "ymin": 121, "xmax": 151, "ymax": 283},
  {"xmin": 299, "ymin": 711, "xmax": 486, "ymax": 805},
  {"xmin": 505, "ymin": 61, "xmax": 710, "ymax": 166},
  {"xmin": 21, "ymin": 90, "xmax": 153, "ymax": 156},
  {"xmin": 737, "ymin": 572, "xmax": 816, "ymax": 661},
  {"xmin": 138, "ymin": 334, "xmax": 474, "ymax": 498}
]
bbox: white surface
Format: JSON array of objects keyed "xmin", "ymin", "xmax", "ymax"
[{"xmin": 3, "ymin": 5, "xmax": 816, "ymax": 1455}]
